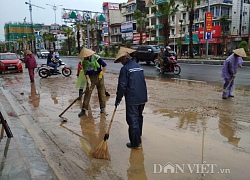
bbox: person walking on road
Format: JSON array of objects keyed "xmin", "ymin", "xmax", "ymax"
[
  {"xmin": 23, "ymin": 50, "xmax": 37, "ymax": 83},
  {"xmin": 221, "ymin": 48, "xmax": 246, "ymax": 99},
  {"xmin": 77, "ymin": 47, "xmax": 107, "ymax": 117},
  {"xmin": 114, "ymin": 47, "xmax": 148, "ymax": 149}
]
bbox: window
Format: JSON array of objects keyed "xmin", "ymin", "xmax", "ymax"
[
  {"xmin": 216, "ymin": 6, "xmax": 220, "ymax": 16},
  {"xmin": 194, "ymin": 9, "xmax": 199, "ymax": 19},
  {"xmin": 171, "ymin": 29, "xmax": 175, "ymax": 35},
  {"xmin": 221, "ymin": 7, "xmax": 229, "ymax": 16},
  {"xmin": 151, "ymin": 18, "xmax": 156, "ymax": 26},
  {"xmin": 171, "ymin": 16, "xmax": 175, "ymax": 22},
  {"xmin": 183, "ymin": 13, "xmax": 186, "ymax": 21}
]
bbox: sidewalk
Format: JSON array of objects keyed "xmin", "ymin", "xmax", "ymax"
[{"xmin": 0, "ymin": 87, "xmax": 58, "ymax": 180}]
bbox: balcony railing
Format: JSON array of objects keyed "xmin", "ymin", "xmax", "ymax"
[
  {"xmin": 155, "ymin": 0, "xmax": 169, "ymax": 5},
  {"xmin": 155, "ymin": 24, "xmax": 163, "ymax": 29}
]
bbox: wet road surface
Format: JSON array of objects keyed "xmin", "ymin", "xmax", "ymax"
[{"xmin": 0, "ymin": 67, "xmax": 250, "ymax": 180}]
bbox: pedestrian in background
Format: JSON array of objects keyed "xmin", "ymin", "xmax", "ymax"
[
  {"xmin": 77, "ymin": 47, "xmax": 107, "ymax": 117},
  {"xmin": 114, "ymin": 47, "xmax": 148, "ymax": 149},
  {"xmin": 23, "ymin": 50, "xmax": 37, "ymax": 83},
  {"xmin": 221, "ymin": 48, "xmax": 246, "ymax": 99},
  {"xmin": 157, "ymin": 47, "xmax": 165, "ymax": 69}
]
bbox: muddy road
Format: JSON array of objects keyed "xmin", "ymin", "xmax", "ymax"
[{"xmin": 0, "ymin": 68, "xmax": 250, "ymax": 180}]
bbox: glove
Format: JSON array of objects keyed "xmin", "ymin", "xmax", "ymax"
[
  {"xmin": 87, "ymin": 77, "xmax": 91, "ymax": 90},
  {"xmin": 115, "ymin": 101, "xmax": 119, "ymax": 107},
  {"xmin": 98, "ymin": 71, "xmax": 103, "ymax": 80}
]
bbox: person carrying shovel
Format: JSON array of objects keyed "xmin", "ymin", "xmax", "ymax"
[
  {"xmin": 114, "ymin": 47, "xmax": 148, "ymax": 149},
  {"xmin": 221, "ymin": 48, "xmax": 246, "ymax": 99}
]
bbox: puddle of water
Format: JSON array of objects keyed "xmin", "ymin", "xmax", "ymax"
[{"xmin": 2, "ymin": 72, "xmax": 250, "ymax": 179}]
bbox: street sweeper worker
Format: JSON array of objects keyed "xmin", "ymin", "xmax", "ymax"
[
  {"xmin": 114, "ymin": 47, "xmax": 148, "ymax": 149},
  {"xmin": 221, "ymin": 48, "xmax": 246, "ymax": 99},
  {"xmin": 77, "ymin": 47, "xmax": 107, "ymax": 117},
  {"xmin": 77, "ymin": 61, "xmax": 110, "ymax": 100}
]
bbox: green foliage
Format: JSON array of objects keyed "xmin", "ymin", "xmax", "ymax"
[
  {"xmin": 98, "ymin": 45, "xmax": 103, "ymax": 52},
  {"xmin": 104, "ymin": 46, "xmax": 109, "ymax": 57},
  {"xmin": 125, "ymin": 41, "xmax": 131, "ymax": 48},
  {"xmin": 238, "ymin": 41, "xmax": 248, "ymax": 53}
]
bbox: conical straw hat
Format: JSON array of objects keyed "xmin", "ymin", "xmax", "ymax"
[
  {"xmin": 233, "ymin": 48, "xmax": 247, "ymax": 57},
  {"xmin": 114, "ymin": 47, "xmax": 136, "ymax": 63},
  {"xmin": 25, "ymin": 50, "xmax": 32, "ymax": 55},
  {"xmin": 78, "ymin": 47, "xmax": 95, "ymax": 58}
]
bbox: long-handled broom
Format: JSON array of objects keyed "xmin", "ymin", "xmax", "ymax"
[
  {"xmin": 92, "ymin": 107, "xmax": 117, "ymax": 160},
  {"xmin": 59, "ymin": 91, "xmax": 86, "ymax": 122}
]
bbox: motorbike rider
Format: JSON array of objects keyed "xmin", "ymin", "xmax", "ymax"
[
  {"xmin": 163, "ymin": 46, "xmax": 171, "ymax": 70},
  {"xmin": 47, "ymin": 51, "xmax": 58, "ymax": 74}
]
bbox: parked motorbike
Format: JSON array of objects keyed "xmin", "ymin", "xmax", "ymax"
[
  {"xmin": 155, "ymin": 55, "xmax": 181, "ymax": 75},
  {"xmin": 37, "ymin": 58, "xmax": 72, "ymax": 78}
]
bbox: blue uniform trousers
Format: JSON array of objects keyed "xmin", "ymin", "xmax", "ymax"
[{"xmin": 126, "ymin": 104, "xmax": 145, "ymax": 146}]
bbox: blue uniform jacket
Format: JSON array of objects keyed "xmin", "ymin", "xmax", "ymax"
[{"xmin": 116, "ymin": 59, "xmax": 148, "ymax": 105}]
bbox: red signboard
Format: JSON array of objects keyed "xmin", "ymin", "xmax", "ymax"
[
  {"xmin": 205, "ymin": 12, "xmax": 213, "ymax": 33},
  {"xmin": 198, "ymin": 25, "xmax": 222, "ymax": 39},
  {"xmin": 199, "ymin": 38, "xmax": 231, "ymax": 44},
  {"xmin": 133, "ymin": 33, "xmax": 147, "ymax": 41}
]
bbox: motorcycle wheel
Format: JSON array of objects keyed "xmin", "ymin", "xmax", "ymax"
[
  {"xmin": 38, "ymin": 68, "xmax": 49, "ymax": 78},
  {"xmin": 62, "ymin": 68, "xmax": 72, "ymax": 77},
  {"xmin": 173, "ymin": 65, "xmax": 181, "ymax": 75}
]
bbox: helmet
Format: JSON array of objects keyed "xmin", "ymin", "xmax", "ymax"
[
  {"xmin": 55, "ymin": 55, "xmax": 59, "ymax": 59},
  {"xmin": 166, "ymin": 46, "xmax": 171, "ymax": 50}
]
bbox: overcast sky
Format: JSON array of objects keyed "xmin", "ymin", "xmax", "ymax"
[{"xmin": 0, "ymin": 0, "xmax": 126, "ymax": 40}]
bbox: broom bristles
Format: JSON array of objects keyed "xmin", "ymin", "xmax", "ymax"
[{"xmin": 92, "ymin": 140, "xmax": 110, "ymax": 160}]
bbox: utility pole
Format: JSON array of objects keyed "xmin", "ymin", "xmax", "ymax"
[
  {"xmin": 205, "ymin": 0, "xmax": 210, "ymax": 59},
  {"xmin": 179, "ymin": 19, "xmax": 183, "ymax": 58},
  {"xmin": 25, "ymin": 0, "xmax": 44, "ymax": 52}
]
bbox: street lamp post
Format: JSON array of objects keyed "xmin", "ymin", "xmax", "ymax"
[
  {"xmin": 46, "ymin": 4, "xmax": 63, "ymax": 24},
  {"xmin": 205, "ymin": 0, "xmax": 210, "ymax": 59},
  {"xmin": 173, "ymin": 34, "xmax": 176, "ymax": 52},
  {"xmin": 179, "ymin": 19, "xmax": 183, "ymax": 58}
]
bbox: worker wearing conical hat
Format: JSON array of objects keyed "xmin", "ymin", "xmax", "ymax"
[
  {"xmin": 114, "ymin": 47, "xmax": 148, "ymax": 149},
  {"xmin": 77, "ymin": 47, "xmax": 107, "ymax": 117},
  {"xmin": 221, "ymin": 48, "xmax": 246, "ymax": 99},
  {"xmin": 23, "ymin": 50, "xmax": 37, "ymax": 83}
]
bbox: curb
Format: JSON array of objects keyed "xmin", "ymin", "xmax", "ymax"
[
  {"xmin": 0, "ymin": 87, "xmax": 58, "ymax": 180},
  {"xmin": 62, "ymin": 56, "xmax": 250, "ymax": 66}
]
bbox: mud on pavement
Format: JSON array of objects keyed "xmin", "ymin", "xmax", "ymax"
[{"xmin": 0, "ymin": 69, "xmax": 250, "ymax": 180}]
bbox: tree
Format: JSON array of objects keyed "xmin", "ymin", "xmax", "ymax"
[
  {"xmin": 219, "ymin": 15, "xmax": 229, "ymax": 55},
  {"xmin": 152, "ymin": 0, "xmax": 179, "ymax": 47},
  {"xmin": 41, "ymin": 32, "xmax": 48, "ymax": 50},
  {"xmin": 27, "ymin": 35, "xmax": 35, "ymax": 51},
  {"xmin": 180, "ymin": 0, "xmax": 198, "ymax": 58},
  {"xmin": 47, "ymin": 33, "xmax": 57, "ymax": 51},
  {"xmin": 238, "ymin": 41, "xmax": 248, "ymax": 54},
  {"xmin": 88, "ymin": 19, "xmax": 97, "ymax": 51},
  {"xmin": 133, "ymin": 10, "xmax": 147, "ymax": 45},
  {"xmin": 62, "ymin": 27, "xmax": 74, "ymax": 55},
  {"xmin": 17, "ymin": 38, "xmax": 24, "ymax": 51},
  {"xmin": 72, "ymin": 22, "xmax": 86, "ymax": 53}
]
